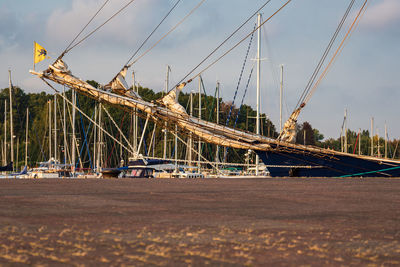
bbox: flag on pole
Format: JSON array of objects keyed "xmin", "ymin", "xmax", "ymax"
[{"xmin": 34, "ymin": 41, "xmax": 49, "ymax": 64}]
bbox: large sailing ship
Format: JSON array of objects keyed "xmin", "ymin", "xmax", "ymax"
[{"xmin": 31, "ymin": 0, "xmax": 400, "ymax": 177}]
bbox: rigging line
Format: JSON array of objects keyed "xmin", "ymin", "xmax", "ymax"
[
  {"xmin": 40, "ymin": 78, "xmax": 136, "ymax": 156},
  {"xmin": 175, "ymin": 0, "xmax": 292, "ymax": 91},
  {"xmin": 174, "ymin": 0, "xmax": 273, "ymax": 90},
  {"xmin": 60, "ymin": 0, "xmax": 111, "ymax": 59},
  {"xmin": 226, "ymin": 23, "xmax": 256, "ymax": 126},
  {"xmin": 64, "ymin": 0, "xmax": 137, "ymax": 55},
  {"xmin": 128, "ymin": 0, "xmax": 206, "ymax": 67},
  {"xmin": 304, "ymin": 0, "xmax": 368, "ymax": 104},
  {"xmin": 295, "ymin": 0, "xmax": 356, "ymax": 109},
  {"xmin": 224, "ymin": 63, "xmax": 255, "ymax": 163},
  {"xmin": 124, "ymin": 0, "xmax": 182, "ymax": 68}
]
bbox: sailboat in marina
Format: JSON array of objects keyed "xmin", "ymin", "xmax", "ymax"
[{"xmin": 30, "ymin": 0, "xmax": 400, "ymax": 177}]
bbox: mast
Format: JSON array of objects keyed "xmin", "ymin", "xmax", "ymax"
[
  {"xmin": 72, "ymin": 89, "xmax": 76, "ymax": 175},
  {"xmin": 279, "ymin": 64, "xmax": 283, "ymax": 132},
  {"xmin": 25, "ymin": 108, "xmax": 29, "ymax": 167},
  {"xmin": 371, "ymin": 117, "xmax": 374, "ymax": 156},
  {"xmin": 54, "ymin": 94, "xmax": 57, "ymax": 161},
  {"xmin": 188, "ymin": 91, "xmax": 193, "ymax": 166},
  {"xmin": 255, "ymin": 13, "xmax": 261, "ymax": 176},
  {"xmin": 163, "ymin": 66, "xmax": 170, "ymax": 159},
  {"xmin": 16, "ymin": 138, "xmax": 19, "ymax": 171},
  {"xmin": 385, "ymin": 122, "xmax": 388, "ymax": 159},
  {"xmin": 198, "ymin": 76, "xmax": 202, "ymax": 173},
  {"xmin": 4, "ymin": 100, "xmax": 6, "ymax": 166},
  {"xmin": 132, "ymin": 71, "xmax": 138, "ymax": 155},
  {"xmin": 174, "ymin": 124, "xmax": 178, "ymax": 173},
  {"xmin": 48, "ymin": 100, "xmax": 52, "ymax": 160},
  {"xmin": 344, "ymin": 109, "xmax": 348, "ymax": 153},
  {"xmin": 358, "ymin": 128, "xmax": 361, "ymax": 156},
  {"xmin": 8, "ymin": 70, "xmax": 14, "ymax": 170},
  {"xmin": 96, "ymin": 103, "xmax": 102, "ymax": 173},
  {"xmin": 63, "ymin": 87, "xmax": 67, "ymax": 165},
  {"xmin": 93, "ymin": 104, "xmax": 97, "ymax": 170},
  {"xmin": 215, "ymin": 82, "xmax": 220, "ymax": 169}
]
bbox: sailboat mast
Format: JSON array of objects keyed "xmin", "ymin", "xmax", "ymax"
[
  {"xmin": 279, "ymin": 64, "xmax": 283, "ymax": 132},
  {"xmin": 4, "ymin": 100, "xmax": 6, "ymax": 166},
  {"xmin": 25, "ymin": 108, "xmax": 29, "ymax": 167},
  {"xmin": 132, "ymin": 71, "xmax": 138, "ymax": 156},
  {"xmin": 188, "ymin": 91, "xmax": 193, "ymax": 166},
  {"xmin": 255, "ymin": 13, "xmax": 261, "ymax": 176},
  {"xmin": 385, "ymin": 122, "xmax": 388, "ymax": 159},
  {"xmin": 371, "ymin": 117, "xmax": 374, "ymax": 156},
  {"xmin": 8, "ymin": 70, "xmax": 14, "ymax": 170},
  {"xmin": 198, "ymin": 76, "xmax": 202, "ymax": 173},
  {"xmin": 63, "ymin": 87, "xmax": 67, "ymax": 165},
  {"xmin": 54, "ymin": 94, "xmax": 57, "ymax": 161},
  {"xmin": 93, "ymin": 104, "xmax": 97, "ymax": 169},
  {"xmin": 163, "ymin": 66, "xmax": 170, "ymax": 159},
  {"xmin": 344, "ymin": 109, "xmax": 348, "ymax": 153},
  {"xmin": 96, "ymin": 103, "xmax": 102, "ymax": 173},
  {"xmin": 48, "ymin": 100, "xmax": 52, "ymax": 160},
  {"xmin": 216, "ymin": 82, "xmax": 220, "ymax": 169},
  {"xmin": 72, "ymin": 90, "xmax": 76, "ymax": 175}
]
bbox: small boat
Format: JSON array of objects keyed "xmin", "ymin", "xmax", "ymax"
[{"xmin": 28, "ymin": 158, "xmax": 71, "ymax": 178}]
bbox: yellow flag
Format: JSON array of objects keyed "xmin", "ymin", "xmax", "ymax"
[{"xmin": 34, "ymin": 42, "xmax": 49, "ymax": 64}]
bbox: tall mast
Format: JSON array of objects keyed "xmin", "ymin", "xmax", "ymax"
[
  {"xmin": 371, "ymin": 117, "xmax": 374, "ymax": 156},
  {"xmin": 385, "ymin": 122, "xmax": 388, "ymax": 159},
  {"xmin": 255, "ymin": 13, "xmax": 261, "ymax": 176},
  {"xmin": 54, "ymin": 94, "xmax": 57, "ymax": 161},
  {"xmin": 358, "ymin": 128, "xmax": 361, "ymax": 156},
  {"xmin": 93, "ymin": 104, "xmax": 97, "ymax": 169},
  {"xmin": 344, "ymin": 109, "xmax": 348, "ymax": 153},
  {"xmin": 8, "ymin": 70, "xmax": 14, "ymax": 170},
  {"xmin": 215, "ymin": 82, "xmax": 220, "ymax": 168},
  {"xmin": 25, "ymin": 108, "xmax": 29, "ymax": 167},
  {"xmin": 163, "ymin": 66, "xmax": 170, "ymax": 159},
  {"xmin": 48, "ymin": 100, "xmax": 52, "ymax": 160},
  {"xmin": 198, "ymin": 76, "xmax": 202, "ymax": 173},
  {"xmin": 188, "ymin": 91, "xmax": 193, "ymax": 166},
  {"xmin": 72, "ymin": 90, "xmax": 76, "ymax": 175},
  {"xmin": 279, "ymin": 64, "xmax": 283, "ymax": 132},
  {"xmin": 96, "ymin": 103, "xmax": 102, "ymax": 173},
  {"xmin": 4, "ymin": 100, "xmax": 6, "ymax": 166},
  {"xmin": 63, "ymin": 87, "xmax": 67, "ymax": 165},
  {"xmin": 132, "ymin": 71, "xmax": 138, "ymax": 155}
]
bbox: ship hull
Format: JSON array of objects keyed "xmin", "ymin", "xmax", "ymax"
[{"xmin": 257, "ymin": 143, "xmax": 400, "ymax": 177}]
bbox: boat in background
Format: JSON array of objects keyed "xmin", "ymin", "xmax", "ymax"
[{"xmin": 28, "ymin": 158, "xmax": 71, "ymax": 178}]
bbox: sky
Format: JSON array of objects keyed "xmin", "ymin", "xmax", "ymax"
[{"xmin": 0, "ymin": 0, "xmax": 399, "ymax": 140}]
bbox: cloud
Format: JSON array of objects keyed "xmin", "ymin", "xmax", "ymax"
[
  {"xmin": 361, "ymin": 0, "xmax": 400, "ymax": 29},
  {"xmin": 45, "ymin": 0, "xmax": 175, "ymax": 49}
]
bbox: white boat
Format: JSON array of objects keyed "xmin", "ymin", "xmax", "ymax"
[{"xmin": 28, "ymin": 158, "xmax": 71, "ymax": 178}]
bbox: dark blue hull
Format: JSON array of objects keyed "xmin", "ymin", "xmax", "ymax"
[{"xmin": 256, "ymin": 143, "xmax": 400, "ymax": 177}]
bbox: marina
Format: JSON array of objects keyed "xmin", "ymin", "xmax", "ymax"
[{"xmin": 0, "ymin": 0, "xmax": 399, "ymax": 265}]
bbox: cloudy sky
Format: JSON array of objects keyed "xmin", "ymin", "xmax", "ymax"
[{"xmin": 0, "ymin": 0, "xmax": 399, "ymax": 140}]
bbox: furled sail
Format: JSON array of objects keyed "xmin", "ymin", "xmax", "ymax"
[
  {"xmin": 277, "ymin": 103, "xmax": 304, "ymax": 143},
  {"xmin": 30, "ymin": 60, "xmax": 273, "ymax": 151}
]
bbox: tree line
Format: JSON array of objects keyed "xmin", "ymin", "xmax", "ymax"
[{"xmin": 0, "ymin": 84, "xmax": 398, "ymax": 169}]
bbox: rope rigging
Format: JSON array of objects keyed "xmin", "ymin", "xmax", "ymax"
[
  {"xmin": 173, "ymin": 0, "xmax": 292, "ymax": 92},
  {"xmin": 127, "ymin": 0, "xmax": 207, "ymax": 68},
  {"xmin": 118, "ymin": 0, "xmax": 183, "ymax": 74},
  {"xmin": 59, "ymin": 0, "xmax": 137, "ymax": 59},
  {"xmin": 294, "ymin": 0, "xmax": 356, "ymax": 110},
  {"xmin": 303, "ymin": 0, "xmax": 368, "ymax": 104},
  {"xmin": 225, "ymin": 23, "xmax": 256, "ymax": 127},
  {"xmin": 173, "ymin": 0, "xmax": 274, "ymax": 90}
]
